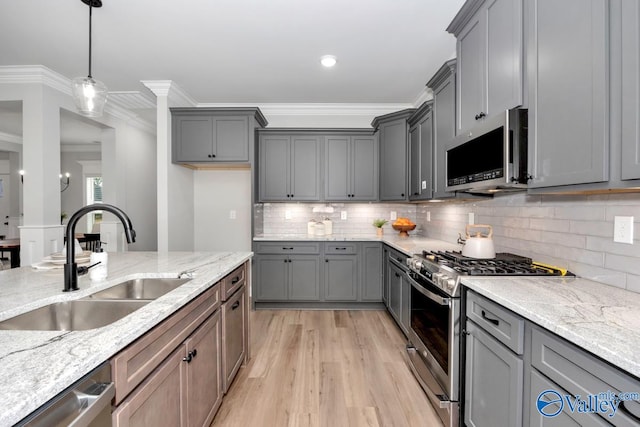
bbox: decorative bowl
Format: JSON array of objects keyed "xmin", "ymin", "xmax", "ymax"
[{"xmin": 392, "ymin": 224, "xmax": 416, "ymax": 237}]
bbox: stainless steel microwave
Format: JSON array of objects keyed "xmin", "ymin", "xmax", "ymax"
[{"xmin": 445, "ymin": 109, "xmax": 528, "ymax": 194}]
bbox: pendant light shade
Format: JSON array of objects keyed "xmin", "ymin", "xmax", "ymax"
[
  {"xmin": 72, "ymin": 0, "xmax": 107, "ymax": 118},
  {"xmin": 72, "ymin": 77, "xmax": 107, "ymax": 118}
]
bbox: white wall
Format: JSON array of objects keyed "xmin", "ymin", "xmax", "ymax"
[
  {"xmin": 60, "ymin": 150, "xmax": 101, "ymax": 233},
  {"xmin": 194, "ymin": 169, "xmax": 252, "ymax": 251}
]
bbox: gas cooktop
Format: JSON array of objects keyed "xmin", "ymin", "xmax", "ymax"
[{"xmin": 407, "ymin": 250, "xmax": 573, "ymax": 297}]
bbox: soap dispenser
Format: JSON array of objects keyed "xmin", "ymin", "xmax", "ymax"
[{"xmin": 89, "ymin": 243, "xmax": 108, "ymax": 281}]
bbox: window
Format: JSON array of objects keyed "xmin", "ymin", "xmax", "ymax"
[{"xmin": 86, "ymin": 177, "xmax": 103, "ymax": 233}]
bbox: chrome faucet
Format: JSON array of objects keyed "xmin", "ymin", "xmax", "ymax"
[{"xmin": 64, "ymin": 203, "xmax": 136, "ymax": 292}]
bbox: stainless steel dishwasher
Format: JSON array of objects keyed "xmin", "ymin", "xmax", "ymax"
[{"xmin": 16, "ymin": 362, "xmax": 114, "ymax": 427}]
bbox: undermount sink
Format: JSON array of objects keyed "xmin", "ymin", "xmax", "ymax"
[
  {"xmin": 83, "ymin": 278, "xmax": 190, "ymax": 300},
  {"xmin": 0, "ymin": 300, "xmax": 149, "ymax": 331}
]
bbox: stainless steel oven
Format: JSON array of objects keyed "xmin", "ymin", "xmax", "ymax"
[{"xmin": 405, "ymin": 270, "xmax": 460, "ymax": 427}]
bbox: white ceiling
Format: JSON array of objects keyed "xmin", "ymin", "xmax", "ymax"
[{"xmin": 0, "ymin": 0, "xmax": 464, "ymax": 141}]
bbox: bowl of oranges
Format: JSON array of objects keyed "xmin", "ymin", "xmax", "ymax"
[{"xmin": 391, "ymin": 218, "xmax": 416, "ymax": 237}]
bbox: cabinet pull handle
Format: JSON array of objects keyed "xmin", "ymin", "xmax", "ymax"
[
  {"xmin": 396, "ymin": 257, "xmax": 403, "ymax": 263},
  {"xmin": 481, "ymin": 310, "xmax": 500, "ymax": 326},
  {"xmin": 325, "ymin": 259, "xmax": 329, "ymax": 263},
  {"xmin": 282, "ymin": 247, "xmax": 294, "ymax": 250},
  {"xmin": 231, "ymin": 276, "xmax": 241, "ymax": 284},
  {"xmin": 401, "ymin": 193, "xmax": 405, "ymax": 197},
  {"xmin": 191, "ymin": 349, "xmax": 197, "ymax": 358},
  {"xmin": 395, "ymin": 273, "xmax": 400, "ymax": 278},
  {"xmin": 207, "ymin": 154, "xmax": 212, "ymax": 158},
  {"xmin": 211, "ymin": 154, "xmax": 216, "ymax": 158},
  {"xmin": 414, "ymin": 192, "xmax": 419, "ymax": 196},
  {"xmin": 231, "ymin": 301, "xmax": 240, "ymax": 310},
  {"xmin": 183, "ymin": 352, "xmax": 193, "ymax": 363},
  {"xmin": 336, "ymin": 247, "xmax": 347, "ymax": 251}
]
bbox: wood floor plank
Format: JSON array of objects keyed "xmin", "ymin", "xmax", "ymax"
[{"xmin": 211, "ymin": 310, "xmax": 444, "ymax": 427}]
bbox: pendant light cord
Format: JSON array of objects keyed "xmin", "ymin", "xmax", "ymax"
[{"xmin": 88, "ymin": 4, "xmax": 93, "ymax": 79}]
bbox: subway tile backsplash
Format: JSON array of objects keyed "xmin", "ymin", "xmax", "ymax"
[{"xmin": 256, "ymin": 192, "xmax": 640, "ymax": 293}]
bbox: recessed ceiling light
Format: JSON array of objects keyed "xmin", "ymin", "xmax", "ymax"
[{"xmin": 320, "ymin": 55, "xmax": 337, "ymax": 68}]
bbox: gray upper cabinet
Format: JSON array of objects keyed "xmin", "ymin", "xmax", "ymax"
[
  {"xmin": 325, "ymin": 133, "xmax": 378, "ymax": 201},
  {"xmin": 621, "ymin": 0, "xmax": 640, "ymax": 181},
  {"xmin": 372, "ymin": 109, "xmax": 416, "ymax": 202},
  {"xmin": 171, "ymin": 108, "xmax": 267, "ymax": 164},
  {"xmin": 526, "ymin": 0, "xmax": 609, "ymax": 189},
  {"xmin": 448, "ymin": 0, "xmax": 524, "ymax": 134},
  {"xmin": 428, "ymin": 59, "xmax": 458, "ymax": 199},
  {"xmin": 408, "ymin": 102, "xmax": 434, "ymax": 201},
  {"xmin": 258, "ymin": 134, "xmax": 321, "ymax": 202}
]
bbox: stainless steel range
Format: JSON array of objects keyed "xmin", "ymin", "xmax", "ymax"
[{"xmin": 404, "ymin": 251, "xmax": 570, "ymax": 427}]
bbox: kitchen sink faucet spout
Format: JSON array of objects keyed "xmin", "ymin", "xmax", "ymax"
[{"xmin": 64, "ymin": 203, "xmax": 136, "ymax": 292}]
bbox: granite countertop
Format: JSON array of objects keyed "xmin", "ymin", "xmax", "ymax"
[
  {"xmin": 0, "ymin": 251, "xmax": 252, "ymax": 427},
  {"xmin": 461, "ymin": 276, "xmax": 640, "ymax": 379},
  {"xmin": 253, "ymin": 233, "xmax": 462, "ymax": 255}
]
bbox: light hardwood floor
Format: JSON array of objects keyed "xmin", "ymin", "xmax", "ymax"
[{"xmin": 211, "ymin": 310, "xmax": 443, "ymax": 427}]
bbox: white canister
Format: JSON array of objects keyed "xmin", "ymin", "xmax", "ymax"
[
  {"xmin": 307, "ymin": 220, "xmax": 317, "ymax": 235},
  {"xmin": 89, "ymin": 250, "xmax": 108, "ymax": 281},
  {"xmin": 314, "ymin": 222, "xmax": 326, "ymax": 236},
  {"xmin": 322, "ymin": 218, "xmax": 333, "ymax": 235}
]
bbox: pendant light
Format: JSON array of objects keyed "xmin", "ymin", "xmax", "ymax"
[{"xmin": 71, "ymin": 0, "xmax": 107, "ymax": 118}]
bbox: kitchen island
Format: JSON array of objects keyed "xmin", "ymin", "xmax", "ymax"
[{"xmin": 0, "ymin": 251, "xmax": 251, "ymax": 427}]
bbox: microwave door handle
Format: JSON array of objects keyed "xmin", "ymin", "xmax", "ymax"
[{"xmin": 407, "ymin": 275, "xmax": 450, "ymax": 306}]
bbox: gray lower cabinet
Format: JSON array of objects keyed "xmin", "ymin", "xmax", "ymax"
[
  {"xmin": 361, "ymin": 243, "xmax": 383, "ymax": 301},
  {"xmin": 323, "ymin": 255, "xmax": 358, "ymax": 301},
  {"xmin": 408, "ymin": 102, "xmax": 434, "ymax": 201},
  {"xmin": 254, "ymin": 255, "xmax": 320, "ymax": 301},
  {"xmin": 465, "ymin": 321, "xmax": 524, "ymax": 427},
  {"xmin": 258, "ymin": 134, "xmax": 321, "ymax": 202},
  {"xmin": 253, "ymin": 241, "xmax": 383, "ymax": 306},
  {"xmin": 448, "ymin": 0, "xmax": 524, "ymax": 133},
  {"xmin": 372, "ymin": 109, "xmax": 416, "ymax": 202},
  {"xmin": 387, "ymin": 261, "xmax": 403, "ymax": 328},
  {"xmin": 325, "ymin": 134, "xmax": 378, "ymax": 201},
  {"xmin": 526, "ymin": 0, "xmax": 608, "ymax": 188}
]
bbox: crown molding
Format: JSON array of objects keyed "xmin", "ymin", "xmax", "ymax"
[
  {"xmin": 196, "ymin": 102, "xmax": 413, "ymax": 117},
  {"xmin": 0, "ymin": 65, "xmax": 72, "ymax": 95},
  {"xmin": 0, "ymin": 66, "xmax": 155, "ymax": 133},
  {"xmin": 412, "ymin": 87, "xmax": 434, "ymax": 107},
  {"xmin": 141, "ymin": 80, "xmax": 197, "ymax": 107}
]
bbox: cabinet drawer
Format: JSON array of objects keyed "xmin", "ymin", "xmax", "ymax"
[
  {"xmin": 254, "ymin": 242, "xmax": 321, "ymax": 254},
  {"xmin": 222, "ymin": 263, "xmax": 246, "ymax": 301},
  {"xmin": 531, "ymin": 327, "xmax": 640, "ymax": 426},
  {"xmin": 111, "ymin": 284, "xmax": 221, "ymax": 404},
  {"xmin": 386, "ymin": 247, "xmax": 408, "ymax": 266},
  {"xmin": 466, "ymin": 291, "xmax": 524, "ymax": 354},
  {"xmin": 325, "ymin": 242, "xmax": 358, "ymax": 254}
]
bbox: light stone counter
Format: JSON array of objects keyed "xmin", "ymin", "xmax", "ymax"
[
  {"xmin": 253, "ymin": 233, "xmax": 462, "ymax": 256},
  {"xmin": 461, "ymin": 276, "xmax": 640, "ymax": 379},
  {"xmin": 0, "ymin": 251, "xmax": 251, "ymax": 427}
]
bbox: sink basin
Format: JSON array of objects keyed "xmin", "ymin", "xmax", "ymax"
[
  {"xmin": 0, "ymin": 300, "xmax": 149, "ymax": 331},
  {"xmin": 84, "ymin": 278, "xmax": 190, "ymax": 300}
]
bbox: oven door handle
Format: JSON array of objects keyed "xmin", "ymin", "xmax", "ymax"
[{"xmin": 407, "ymin": 274, "xmax": 450, "ymax": 306}]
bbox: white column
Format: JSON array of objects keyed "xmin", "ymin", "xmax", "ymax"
[
  {"xmin": 19, "ymin": 85, "xmax": 64, "ymax": 265},
  {"xmin": 141, "ymin": 81, "xmax": 196, "ymax": 252}
]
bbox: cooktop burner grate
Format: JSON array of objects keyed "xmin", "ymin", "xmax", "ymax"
[{"xmin": 420, "ymin": 251, "xmax": 570, "ymax": 276}]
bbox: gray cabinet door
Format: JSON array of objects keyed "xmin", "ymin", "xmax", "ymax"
[
  {"xmin": 324, "ymin": 255, "xmax": 358, "ymax": 301},
  {"xmin": 409, "ymin": 125, "xmax": 421, "ymax": 199},
  {"xmin": 325, "ymin": 136, "xmax": 350, "ymax": 201},
  {"xmin": 259, "ymin": 136, "xmax": 290, "ymax": 201},
  {"xmin": 485, "ymin": 0, "xmax": 523, "ymax": 116},
  {"xmin": 351, "ymin": 136, "xmax": 378, "ymax": 201},
  {"xmin": 289, "ymin": 255, "xmax": 320, "ymax": 300},
  {"xmin": 387, "ymin": 262, "xmax": 404, "ymax": 329},
  {"xmin": 432, "ymin": 65, "xmax": 457, "ymax": 199},
  {"xmin": 418, "ymin": 113, "xmax": 434, "ymax": 200},
  {"xmin": 457, "ymin": 13, "xmax": 485, "ymax": 133},
  {"xmin": 290, "ymin": 136, "xmax": 321, "ymax": 201},
  {"xmin": 527, "ymin": 0, "xmax": 608, "ymax": 188},
  {"xmin": 361, "ymin": 243, "xmax": 382, "ymax": 301},
  {"xmin": 255, "ymin": 255, "xmax": 288, "ymax": 301},
  {"xmin": 465, "ymin": 321, "xmax": 524, "ymax": 427},
  {"xmin": 175, "ymin": 116, "xmax": 213, "ymax": 162},
  {"xmin": 213, "ymin": 117, "xmax": 249, "ymax": 162},
  {"xmin": 621, "ymin": 0, "xmax": 640, "ymax": 180},
  {"xmin": 400, "ymin": 273, "xmax": 410, "ymax": 334},
  {"xmin": 379, "ymin": 120, "xmax": 408, "ymax": 201}
]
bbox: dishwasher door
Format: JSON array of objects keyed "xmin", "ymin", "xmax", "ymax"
[{"xmin": 17, "ymin": 361, "xmax": 114, "ymax": 427}]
